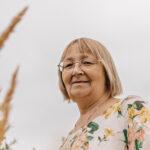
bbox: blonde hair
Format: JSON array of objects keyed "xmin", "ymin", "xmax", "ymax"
[{"xmin": 58, "ymin": 37, "xmax": 122, "ymax": 101}]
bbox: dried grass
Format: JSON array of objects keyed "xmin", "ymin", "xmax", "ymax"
[
  {"xmin": 0, "ymin": 6, "xmax": 28, "ymax": 49},
  {"xmin": 0, "ymin": 67, "xmax": 19, "ymax": 143},
  {"xmin": 0, "ymin": 6, "xmax": 32, "ymax": 149}
]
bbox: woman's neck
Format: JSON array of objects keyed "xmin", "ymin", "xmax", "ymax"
[{"xmin": 76, "ymin": 93, "xmax": 110, "ymax": 116}]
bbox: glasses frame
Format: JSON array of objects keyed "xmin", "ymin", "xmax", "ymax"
[{"xmin": 58, "ymin": 59, "xmax": 102, "ymax": 72}]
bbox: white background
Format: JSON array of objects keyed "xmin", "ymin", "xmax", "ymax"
[{"xmin": 0, "ymin": 0, "xmax": 150, "ymax": 149}]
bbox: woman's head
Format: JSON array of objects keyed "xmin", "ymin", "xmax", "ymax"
[{"xmin": 58, "ymin": 37, "xmax": 122, "ymax": 101}]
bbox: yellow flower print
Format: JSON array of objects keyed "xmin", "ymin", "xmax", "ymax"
[
  {"xmin": 104, "ymin": 128, "xmax": 114, "ymax": 138},
  {"xmin": 98, "ymin": 128, "xmax": 114, "ymax": 143},
  {"xmin": 128, "ymin": 106, "xmax": 139, "ymax": 119},
  {"xmin": 103, "ymin": 109, "xmax": 113, "ymax": 119},
  {"xmin": 113, "ymin": 102, "xmax": 121, "ymax": 112},
  {"xmin": 139, "ymin": 107, "xmax": 150, "ymax": 123},
  {"xmin": 103, "ymin": 102, "xmax": 121, "ymax": 119}
]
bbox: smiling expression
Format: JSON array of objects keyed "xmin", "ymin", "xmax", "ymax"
[{"xmin": 61, "ymin": 43, "xmax": 106, "ymax": 102}]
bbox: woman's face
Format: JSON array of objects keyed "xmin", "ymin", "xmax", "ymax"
[{"xmin": 61, "ymin": 43, "xmax": 106, "ymax": 101}]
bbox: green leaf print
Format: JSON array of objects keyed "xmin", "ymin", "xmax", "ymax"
[
  {"xmin": 134, "ymin": 101, "xmax": 145, "ymax": 110},
  {"xmin": 118, "ymin": 110, "xmax": 122, "ymax": 117},
  {"xmin": 128, "ymin": 101, "xmax": 145, "ymax": 111},
  {"xmin": 87, "ymin": 122, "xmax": 99, "ymax": 134},
  {"xmin": 87, "ymin": 135, "xmax": 94, "ymax": 141},
  {"xmin": 98, "ymin": 136, "xmax": 102, "ymax": 142},
  {"xmin": 123, "ymin": 129, "xmax": 128, "ymax": 144},
  {"xmin": 135, "ymin": 139, "xmax": 140, "ymax": 150},
  {"xmin": 128, "ymin": 104, "xmax": 133, "ymax": 109},
  {"xmin": 135, "ymin": 139, "xmax": 143, "ymax": 150}
]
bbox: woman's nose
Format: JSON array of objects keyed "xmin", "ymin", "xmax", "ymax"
[{"xmin": 72, "ymin": 62, "xmax": 84, "ymax": 75}]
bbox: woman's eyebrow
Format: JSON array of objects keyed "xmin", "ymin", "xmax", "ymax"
[
  {"xmin": 63, "ymin": 57, "xmax": 74, "ymax": 61},
  {"xmin": 81, "ymin": 55, "xmax": 89, "ymax": 59}
]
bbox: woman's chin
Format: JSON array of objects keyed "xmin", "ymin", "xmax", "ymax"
[{"xmin": 70, "ymin": 89, "xmax": 91, "ymax": 99}]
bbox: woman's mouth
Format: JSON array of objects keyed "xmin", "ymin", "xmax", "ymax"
[{"xmin": 72, "ymin": 81, "xmax": 90, "ymax": 85}]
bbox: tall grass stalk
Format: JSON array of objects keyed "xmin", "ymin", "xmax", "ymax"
[
  {"xmin": 0, "ymin": 67, "xmax": 19, "ymax": 144},
  {"xmin": 0, "ymin": 6, "xmax": 28, "ymax": 49}
]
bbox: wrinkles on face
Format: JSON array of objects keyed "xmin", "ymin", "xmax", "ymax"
[{"xmin": 62, "ymin": 43, "xmax": 106, "ymax": 102}]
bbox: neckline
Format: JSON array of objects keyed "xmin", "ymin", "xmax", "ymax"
[{"xmin": 69, "ymin": 98, "xmax": 123, "ymax": 135}]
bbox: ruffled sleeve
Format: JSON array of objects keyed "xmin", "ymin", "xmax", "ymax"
[{"xmin": 122, "ymin": 95, "xmax": 150, "ymax": 150}]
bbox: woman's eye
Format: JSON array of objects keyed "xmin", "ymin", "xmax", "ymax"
[
  {"xmin": 64, "ymin": 63, "xmax": 73, "ymax": 68},
  {"xmin": 83, "ymin": 61, "xmax": 93, "ymax": 65}
]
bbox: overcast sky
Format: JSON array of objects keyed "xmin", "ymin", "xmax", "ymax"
[{"xmin": 0, "ymin": 0, "xmax": 150, "ymax": 149}]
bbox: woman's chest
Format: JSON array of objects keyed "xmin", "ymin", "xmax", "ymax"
[{"xmin": 59, "ymin": 115, "xmax": 127, "ymax": 150}]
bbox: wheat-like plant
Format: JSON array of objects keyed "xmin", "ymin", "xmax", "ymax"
[
  {"xmin": 0, "ymin": 6, "xmax": 28, "ymax": 49},
  {"xmin": 0, "ymin": 6, "xmax": 28, "ymax": 150},
  {"xmin": 0, "ymin": 67, "xmax": 19, "ymax": 143}
]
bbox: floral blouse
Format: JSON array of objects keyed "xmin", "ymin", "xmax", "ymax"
[{"xmin": 59, "ymin": 95, "xmax": 150, "ymax": 150}]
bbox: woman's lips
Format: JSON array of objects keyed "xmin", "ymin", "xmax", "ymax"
[{"xmin": 72, "ymin": 81, "xmax": 89, "ymax": 84}]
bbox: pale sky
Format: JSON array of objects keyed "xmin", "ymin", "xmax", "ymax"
[{"xmin": 0, "ymin": 0, "xmax": 150, "ymax": 149}]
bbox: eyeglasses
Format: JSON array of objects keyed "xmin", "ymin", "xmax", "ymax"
[{"xmin": 58, "ymin": 58, "xmax": 102, "ymax": 72}]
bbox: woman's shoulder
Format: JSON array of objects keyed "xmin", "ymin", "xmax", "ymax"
[
  {"xmin": 121, "ymin": 95, "xmax": 149, "ymax": 108},
  {"xmin": 122, "ymin": 95, "xmax": 144, "ymax": 102},
  {"xmin": 120, "ymin": 95, "xmax": 150, "ymax": 119}
]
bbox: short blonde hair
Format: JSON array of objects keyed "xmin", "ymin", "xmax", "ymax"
[{"xmin": 58, "ymin": 37, "xmax": 122, "ymax": 101}]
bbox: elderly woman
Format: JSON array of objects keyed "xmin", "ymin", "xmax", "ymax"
[{"xmin": 58, "ymin": 38, "xmax": 150, "ymax": 150}]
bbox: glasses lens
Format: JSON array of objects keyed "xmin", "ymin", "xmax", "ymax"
[{"xmin": 58, "ymin": 58, "xmax": 102, "ymax": 72}]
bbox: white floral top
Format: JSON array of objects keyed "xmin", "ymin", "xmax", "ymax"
[{"xmin": 59, "ymin": 95, "xmax": 150, "ymax": 150}]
